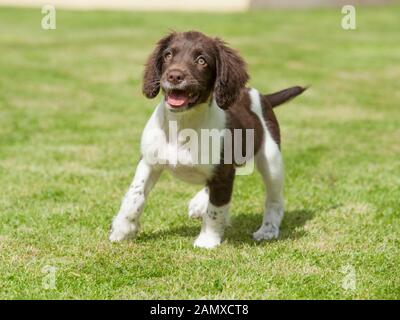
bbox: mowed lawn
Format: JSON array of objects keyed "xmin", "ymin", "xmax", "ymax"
[{"xmin": 0, "ymin": 6, "xmax": 399, "ymax": 299}]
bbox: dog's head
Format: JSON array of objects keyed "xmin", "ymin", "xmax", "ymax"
[{"xmin": 142, "ymin": 31, "xmax": 249, "ymax": 112}]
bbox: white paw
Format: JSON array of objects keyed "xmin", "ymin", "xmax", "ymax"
[
  {"xmin": 253, "ymin": 223, "xmax": 279, "ymax": 241},
  {"xmin": 109, "ymin": 217, "xmax": 139, "ymax": 242},
  {"xmin": 193, "ymin": 233, "xmax": 221, "ymax": 249},
  {"xmin": 188, "ymin": 188, "xmax": 209, "ymax": 219}
]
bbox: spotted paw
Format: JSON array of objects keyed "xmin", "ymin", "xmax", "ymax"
[
  {"xmin": 109, "ymin": 217, "xmax": 139, "ymax": 242},
  {"xmin": 193, "ymin": 233, "xmax": 221, "ymax": 249}
]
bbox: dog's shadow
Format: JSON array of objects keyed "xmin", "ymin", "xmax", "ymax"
[
  {"xmin": 227, "ymin": 209, "xmax": 315, "ymax": 246},
  {"xmin": 139, "ymin": 209, "xmax": 314, "ymax": 246}
]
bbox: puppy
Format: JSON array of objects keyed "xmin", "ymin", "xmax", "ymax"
[{"xmin": 109, "ymin": 31, "xmax": 305, "ymax": 248}]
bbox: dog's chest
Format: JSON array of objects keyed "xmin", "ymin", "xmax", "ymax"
[
  {"xmin": 145, "ymin": 128, "xmax": 217, "ymax": 184},
  {"xmin": 167, "ymin": 136, "xmax": 217, "ymax": 184},
  {"xmin": 168, "ymin": 162, "xmax": 215, "ymax": 185},
  {"xmin": 141, "ymin": 102, "xmax": 225, "ymax": 185}
]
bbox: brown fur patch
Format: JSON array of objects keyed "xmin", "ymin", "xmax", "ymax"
[
  {"xmin": 207, "ymin": 164, "xmax": 236, "ymax": 206},
  {"xmin": 225, "ymin": 88, "xmax": 264, "ymax": 163},
  {"xmin": 260, "ymin": 94, "xmax": 281, "ymax": 147}
]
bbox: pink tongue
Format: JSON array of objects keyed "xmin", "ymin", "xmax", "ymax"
[{"xmin": 167, "ymin": 92, "xmax": 189, "ymax": 108}]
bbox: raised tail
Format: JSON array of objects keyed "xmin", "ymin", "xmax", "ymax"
[{"xmin": 264, "ymin": 86, "xmax": 308, "ymax": 108}]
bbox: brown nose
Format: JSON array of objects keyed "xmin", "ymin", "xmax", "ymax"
[{"xmin": 167, "ymin": 70, "xmax": 185, "ymax": 85}]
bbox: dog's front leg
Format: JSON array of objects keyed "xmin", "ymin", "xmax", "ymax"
[
  {"xmin": 109, "ymin": 159, "xmax": 161, "ymax": 242},
  {"xmin": 194, "ymin": 165, "xmax": 235, "ymax": 249},
  {"xmin": 188, "ymin": 187, "xmax": 209, "ymax": 219}
]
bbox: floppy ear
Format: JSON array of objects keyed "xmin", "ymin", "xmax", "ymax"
[
  {"xmin": 142, "ymin": 33, "xmax": 175, "ymax": 99},
  {"xmin": 214, "ymin": 38, "xmax": 249, "ymax": 109}
]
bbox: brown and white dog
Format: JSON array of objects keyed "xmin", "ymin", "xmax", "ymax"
[{"xmin": 109, "ymin": 31, "xmax": 306, "ymax": 248}]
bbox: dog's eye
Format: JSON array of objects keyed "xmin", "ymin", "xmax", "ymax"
[
  {"xmin": 164, "ymin": 52, "xmax": 172, "ymax": 61},
  {"xmin": 196, "ymin": 56, "xmax": 207, "ymax": 66}
]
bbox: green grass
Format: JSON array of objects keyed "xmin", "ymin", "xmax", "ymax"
[{"xmin": 0, "ymin": 5, "xmax": 399, "ymax": 299}]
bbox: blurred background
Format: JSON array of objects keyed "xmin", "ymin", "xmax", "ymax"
[{"xmin": 0, "ymin": 0, "xmax": 397, "ymax": 10}]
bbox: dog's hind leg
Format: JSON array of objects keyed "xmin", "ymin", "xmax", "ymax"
[
  {"xmin": 253, "ymin": 135, "xmax": 285, "ymax": 241},
  {"xmin": 188, "ymin": 187, "xmax": 209, "ymax": 219},
  {"xmin": 109, "ymin": 159, "xmax": 161, "ymax": 242}
]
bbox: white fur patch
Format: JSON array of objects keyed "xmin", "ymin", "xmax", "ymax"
[
  {"xmin": 188, "ymin": 187, "xmax": 209, "ymax": 219},
  {"xmin": 109, "ymin": 216, "xmax": 140, "ymax": 242},
  {"xmin": 193, "ymin": 203, "xmax": 229, "ymax": 249}
]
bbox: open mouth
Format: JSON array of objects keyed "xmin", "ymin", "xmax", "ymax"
[{"xmin": 165, "ymin": 89, "xmax": 199, "ymax": 110}]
